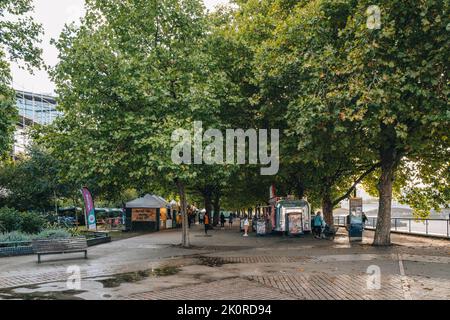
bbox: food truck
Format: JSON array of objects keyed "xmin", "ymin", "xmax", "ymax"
[
  {"xmin": 271, "ymin": 197, "xmax": 311, "ymax": 235},
  {"xmin": 256, "ymin": 186, "xmax": 312, "ymax": 236}
]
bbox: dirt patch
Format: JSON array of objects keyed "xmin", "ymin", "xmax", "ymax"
[
  {"xmin": 152, "ymin": 266, "xmax": 180, "ymax": 276},
  {"xmin": 0, "ymin": 288, "xmax": 85, "ymax": 300},
  {"xmin": 170, "ymin": 244, "xmax": 252, "ymax": 252},
  {"xmin": 99, "ymin": 266, "xmax": 181, "ymax": 288},
  {"xmin": 197, "ymin": 256, "xmax": 238, "ymax": 267}
]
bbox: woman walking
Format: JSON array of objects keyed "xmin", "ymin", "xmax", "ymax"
[{"xmin": 243, "ymin": 214, "xmax": 249, "ymax": 237}]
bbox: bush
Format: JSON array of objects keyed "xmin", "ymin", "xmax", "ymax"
[
  {"xmin": 19, "ymin": 211, "xmax": 46, "ymax": 234},
  {"xmin": 0, "ymin": 207, "xmax": 22, "ymax": 232},
  {"xmin": 0, "ymin": 228, "xmax": 73, "ymax": 244},
  {"xmin": 0, "ymin": 207, "xmax": 47, "ymax": 233},
  {"xmin": 0, "ymin": 231, "xmax": 32, "ymax": 243},
  {"xmin": 36, "ymin": 228, "xmax": 71, "ymax": 239}
]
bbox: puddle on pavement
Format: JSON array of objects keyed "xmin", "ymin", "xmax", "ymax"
[{"xmin": 99, "ymin": 266, "xmax": 181, "ymax": 288}]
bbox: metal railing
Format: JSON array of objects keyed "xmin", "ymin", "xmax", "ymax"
[{"xmin": 334, "ymin": 216, "xmax": 450, "ymax": 239}]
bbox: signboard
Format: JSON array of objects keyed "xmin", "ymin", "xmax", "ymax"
[
  {"xmin": 80, "ymin": 187, "xmax": 96, "ymax": 230},
  {"xmin": 257, "ymin": 220, "xmax": 266, "ymax": 235},
  {"xmin": 131, "ymin": 208, "xmax": 156, "ymax": 222},
  {"xmin": 348, "ymin": 197, "xmax": 363, "ymax": 241},
  {"xmin": 349, "ymin": 197, "xmax": 363, "ymax": 221},
  {"xmin": 287, "ymin": 213, "xmax": 303, "ymax": 235}
]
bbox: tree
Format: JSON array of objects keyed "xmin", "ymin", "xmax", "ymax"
[
  {"xmin": 0, "ymin": 0, "xmax": 42, "ymax": 158},
  {"xmin": 41, "ymin": 0, "xmax": 231, "ymax": 247},
  {"xmin": 225, "ymin": 0, "xmax": 378, "ymax": 226},
  {"xmin": 225, "ymin": 0, "xmax": 448, "ymax": 242},
  {"xmin": 0, "ymin": 145, "xmax": 75, "ymax": 211},
  {"xmin": 337, "ymin": 0, "xmax": 449, "ymax": 245}
]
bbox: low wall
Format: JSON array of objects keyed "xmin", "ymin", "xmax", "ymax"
[{"xmin": 0, "ymin": 245, "xmax": 34, "ymax": 257}]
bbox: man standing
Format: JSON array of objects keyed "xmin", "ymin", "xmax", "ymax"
[{"xmin": 220, "ymin": 213, "xmax": 226, "ymax": 229}]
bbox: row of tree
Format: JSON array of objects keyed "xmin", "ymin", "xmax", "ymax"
[{"xmin": 1, "ymin": 0, "xmax": 448, "ymax": 247}]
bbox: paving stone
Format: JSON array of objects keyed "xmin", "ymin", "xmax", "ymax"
[
  {"xmin": 248, "ymin": 273, "xmax": 406, "ymax": 300},
  {"xmin": 127, "ymin": 278, "xmax": 297, "ymax": 300}
]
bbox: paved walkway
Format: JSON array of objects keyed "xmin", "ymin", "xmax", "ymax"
[{"xmin": 0, "ymin": 223, "xmax": 449, "ymax": 300}]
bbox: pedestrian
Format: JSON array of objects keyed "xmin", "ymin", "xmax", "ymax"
[
  {"xmin": 313, "ymin": 211, "xmax": 324, "ymax": 238},
  {"xmin": 220, "ymin": 213, "xmax": 225, "ymax": 229},
  {"xmin": 228, "ymin": 214, "xmax": 233, "ymax": 228},
  {"xmin": 204, "ymin": 213, "xmax": 209, "ymax": 235},
  {"xmin": 188, "ymin": 214, "xmax": 192, "ymax": 228},
  {"xmin": 362, "ymin": 212, "xmax": 368, "ymax": 229},
  {"xmin": 243, "ymin": 214, "xmax": 249, "ymax": 237}
]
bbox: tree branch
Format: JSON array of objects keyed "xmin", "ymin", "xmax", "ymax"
[{"xmin": 332, "ymin": 162, "xmax": 381, "ymax": 206}]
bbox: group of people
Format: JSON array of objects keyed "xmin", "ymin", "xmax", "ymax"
[
  {"xmin": 198, "ymin": 212, "xmax": 236, "ymax": 235},
  {"xmin": 220, "ymin": 212, "xmax": 234, "ymax": 229},
  {"xmin": 181, "ymin": 208, "xmax": 369, "ymax": 239},
  {"xmin": 312, "ymin": 211, "xmax": 368, "ymax": 239}
]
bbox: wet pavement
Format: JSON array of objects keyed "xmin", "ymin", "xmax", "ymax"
[{"xmin": 0, "ymin": 222, "xmax": 449, "ymax": 300}]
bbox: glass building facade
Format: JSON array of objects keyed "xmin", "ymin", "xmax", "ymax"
[
  {"xmin": 15, "ymin": 90, "xmax": 60, "ymax": 126},
  {"xmin": 13, "ymin": 90, "xmax": 60, "ymax": 157}
]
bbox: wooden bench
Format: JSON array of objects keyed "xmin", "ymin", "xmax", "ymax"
[{"xmin": 32, "ymin": 237, "xmax": 88, "ymax": 263}]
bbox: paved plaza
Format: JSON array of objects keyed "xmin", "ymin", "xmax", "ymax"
[{"xmin": 0, "ymin": 222, "xmax": 449, "ymax": 300}]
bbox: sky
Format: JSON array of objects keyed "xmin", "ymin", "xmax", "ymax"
[{"xmin": 10, "ymin": 0, "xmax": 229, "ymax": 95}]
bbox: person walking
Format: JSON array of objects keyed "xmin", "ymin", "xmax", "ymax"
[
  {"xmin": 220, "ymin": 213, "xmax": 225, "ymax": 229},
  {"xmin": 204, "ymin": 213, "xmax": 209, "ymax": 235},
  {"xmin": 199, "ymin": 212, "xmax": 204, "ymax": 225},
  {"xmin": 243, "ymin": 214, "xmax": 250, "ymax": 237},
  {"xmin": 313, "ymin": 211, "xmax": 324, "ymax": 239},
  {"xmin": 228, "ymin": 214, "xmax": 233, "ymax": 228},
  {"xmin": 362, "ymin": 212, "xmax": 368, "ymax": 229}
]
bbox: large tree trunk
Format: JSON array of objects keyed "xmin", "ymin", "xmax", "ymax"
[
  {"xmin": 373, "ymin": 125, "xmax": 398, "ymax": 246},
  {"xmin": 322, "ymin": 192, "xmax": 333, "ymax": 226},
  {"xmin": 212, "ymin": 192, "xmax": 220, "ymax": 226},
  {"xmin": 175, "ymin": 179, "xmax": 189, "ymax": 248},
  {"xmin": 204, "ymin": 190, "xmax": 212, "ymax": 221}
]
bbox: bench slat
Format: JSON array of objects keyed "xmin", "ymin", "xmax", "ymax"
[{"xmin": 32, "ymin": 237, "xmax": 88, "ymax": 253}]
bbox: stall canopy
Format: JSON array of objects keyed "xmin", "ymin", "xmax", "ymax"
[
  {"xmin": 126, "ymin": 194, "xmax": 168, "ymax": 209},
  {"xmin": 169, "ymin": 200, "xmax": 178, "ymax": 207},
  {"xmin": 124, "ymin": 194, "xmax": 169, "ymax": 232}
]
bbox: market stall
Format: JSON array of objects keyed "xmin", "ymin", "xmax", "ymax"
[{"xmin": 124, "ymin": 194, "xmax": 169, "ymax": 232}]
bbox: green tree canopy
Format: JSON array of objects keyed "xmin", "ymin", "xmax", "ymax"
[
  {"xmin": 0, "ymin": 0, "xmax": 42, "ymax": 158},
  {"xmin": 40, "ymin": 0, "xmax": 234, "ymax": 247}
]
